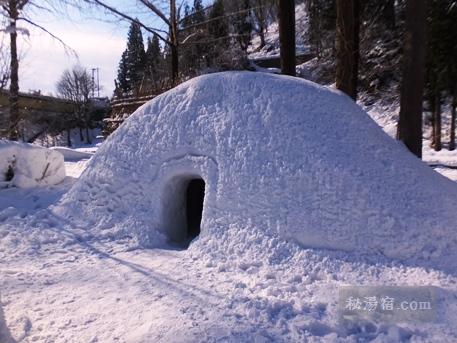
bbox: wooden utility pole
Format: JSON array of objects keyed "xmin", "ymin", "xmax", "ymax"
[
  {"xmin": 278, "ymin": 0, "xmax": 296, "ymax": 76},
  {"xmin": 397, "ymin": 0, "xmax": 427, "ymax": 158}
]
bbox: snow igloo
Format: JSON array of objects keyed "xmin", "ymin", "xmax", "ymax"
[{"xmin": 57, "ymin": 72, "xmax": 457, "ymax": 267}]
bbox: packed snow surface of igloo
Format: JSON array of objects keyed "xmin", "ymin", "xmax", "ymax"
[{"xmin": 55, "ymin": 72, "xmax": 457, "ymax": 271}]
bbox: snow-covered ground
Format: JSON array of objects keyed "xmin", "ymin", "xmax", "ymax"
[
  {"xmin": 1, "ymin": 159, "xmax": 456, "ymax": 343},
  {"xmin": 1, "ymin": 165, "xmax": 457, "ymax": 342},
  {"xmin": 1, "ymin": 153, "xmax": 457, "ymax": 342}
]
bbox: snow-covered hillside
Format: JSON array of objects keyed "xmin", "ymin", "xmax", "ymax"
[{"xmin": 1, "ymin": 73, "xmax": 457, "ymax": 342}]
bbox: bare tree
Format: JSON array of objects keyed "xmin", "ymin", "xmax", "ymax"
[
  {"xmin": 397, "ymin": 0, "xmax": 426, "ymax": 158},
  {"xmin": 1, "ymin": 0, "xmax": 74, "ymax": 140},
  {"xmin": 57, "ymin": 65, "xmax": 93, "ymax": 145},
  {"xmin": 0, "ymin": 24, "xmax": 9, "ymax": 90},
  {"xmin": 87, "ymin": 0, "xmax": 180, "ymax": 83},
  {"xmin": 251, "ymin": 0, "xmax": 275, "ymax": 49},
  {"xmin": 2, "ymin": 0, "xmax": 22, "ymax": 139},
  {"xmin": 278, "ymin": 0, "xmax": 296, "ymax": 76}
]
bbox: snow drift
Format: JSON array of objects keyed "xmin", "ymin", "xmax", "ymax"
[
  {"xmin": 0, "ymin": 141, "xmax": 66, "ymax": 188},
  {"xmin": 56, "ymin": 72, "xmax": 457, "ymax": 270}
]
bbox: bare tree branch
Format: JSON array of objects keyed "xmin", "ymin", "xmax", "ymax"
[
  {"xmin": 138, "ymin": 0, "xmax": 170, "ymax": 26},
  {"xmin": 18, "ymin": 16, "xmax": 77, "ymax": 56},
  {"xmin": 86, "ymin": 0, "xmax": 170, "ymax": 44}
]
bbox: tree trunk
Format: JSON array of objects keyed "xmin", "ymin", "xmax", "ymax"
[
  {"xmin": 353, "ymin": 0, "xmax": 360, "ymax": 98},
  {"xmin": 397, "ymin": 0, "xmax": 426, "ymax": 158},
  {"xmin": 8, "ymin": 0, "xmax": 20, "ymax": 140},
  {"xmin": 85, "ymin": 126, "xmax": 91, "ymax": 144},
  {"xmin": 79, "ymin": 127, "xmax": 84, "ymax": 142},
  {"xmin": 430, "ymin": 95, "xmax": 436, "ymax": 149},
  {"xmin": 335, "ymin": 0, "xmax": 359, "ymax": 100},
  {"xmin": 171, "ymin": 43, "xmax": 179, "ymax": 83},
  {"xmin": 259, "ymin": 28, "xmax": 266, "ymax": 48},
  {"xmin": 449, "ymin": 92, "xmax": 457, "ymax": 151},
  {"xmin": 450, "ymin": 90, "xmax": 457, "ymax": 151},
  {"xmin": 383, "ymin": 0, "xmax": 396, "ymax": 29},
  {"xmin": 433, "ymin": 95, "xmax": 441, "ymax": 151},
  {"xmin": 67, "ymin": 129, "xmax": 72, "ymax": 147},
  {"xmin": 278, "ymin": 0, "xmax": 296, "ymax": 76},
  {"xmin": 170, "ymin": 0, "xmax": 179, "ymax": 83}
]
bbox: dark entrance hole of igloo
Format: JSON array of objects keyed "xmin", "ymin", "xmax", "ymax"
[
  {"xmin": 185, "ymin": 178, "xmax": 205, "ymax": 240},
  {"xmin": 161, "ymin": 175, "xmax": 206, "ymax": 247}
]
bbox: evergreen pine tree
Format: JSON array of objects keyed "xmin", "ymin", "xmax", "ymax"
[
  {"xmin": 145, "ymin": 34, "xmax": 163, "ymax": 80},
  {"xmin": 117, "ymin": 51, "xmax": 129, "ymax": 94},
  {"xmin": 193, "ymin": 0, "xmax": 205, "ymax": 22},
  {"xmin": 115, "ymin": 21, "xmax": 146, "ymax": 94}
]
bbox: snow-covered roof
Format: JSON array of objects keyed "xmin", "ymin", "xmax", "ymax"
[{"xmin": 55, "ymin": 72, "xmax": 457, "ymax": 271}]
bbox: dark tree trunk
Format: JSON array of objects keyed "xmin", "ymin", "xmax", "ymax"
[
  {"xmin": 170, "ymin": 0, "xmax": 179, "ymax": 83},
  {"xmin": 278, "ymin": 0, "xmax": 296, "ymax": 76},
  {"xmin": 85, "ymin": 126, "xmax": 91, "ymax": 144},
  {"xmin": 430, "ymin": 95, "xmax": 436, "ymax": 148},
  {"xmin": 67, "ymin": 129, "xmax": 72, "ymax": 147},
  {"xmin": 8, "ymin": 0, "xmax": 20, "ymax": 140},
  {"xmin": 171, "ymin": 43, "xmax": 179, "ymax": 83},
  {"xmin": 353, "ymin": 0, "xmax": 360, "ymax": 98},
  {"xmin": 258, "ymin": 27, "xmax": 266, "ymax": 48},
  {"xmin": 335, "ymin": 0, "xmax": 359, "ymax": 100},
  {"xmin": 450, "ymin": 91, "xmax": 457, "ymax": 151},
  {"xmin": 383, "ymin": 0, "xmax": 396, "ymax": 29},
  {"xmin": 433, "ymin": 95, "xmax": 441, "ymax": 151},
  {"xmin": 397, "ymin": 0, "xmax": 426, "ymax": 158},
  {"xmin": 79, "ymin": 127, "xmax": 84, "ymax": 142}
]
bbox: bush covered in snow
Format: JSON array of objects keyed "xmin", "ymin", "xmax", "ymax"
[{"xmin": 0, "ymin": 140, "xmax": 66, "ymax": 188}]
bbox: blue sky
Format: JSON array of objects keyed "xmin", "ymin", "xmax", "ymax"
[{"xmin": 7, "ymin": 0, "xmax": 210, "ymax": 97}]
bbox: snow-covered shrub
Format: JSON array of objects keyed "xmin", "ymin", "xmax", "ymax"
[{"xmin": 0, "ymin": 140, "xmax": 66, "ymax": 188}]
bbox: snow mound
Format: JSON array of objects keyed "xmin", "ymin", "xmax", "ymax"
[
  {"xmin": 0, "ymin": 141, "xmax": 66, "ymax": 188},
  {"xmin": 56, "ymin": 72, "xmax": 457, "ymax": 271}
]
